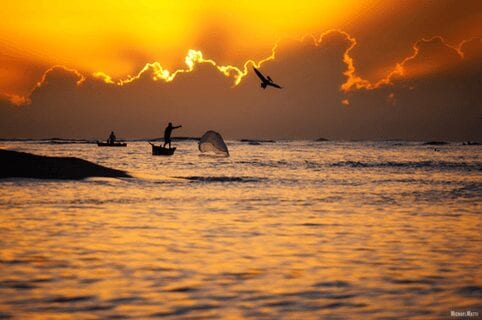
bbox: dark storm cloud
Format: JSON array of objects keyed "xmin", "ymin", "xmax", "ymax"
[{"xmin": 0, "ymin": 31, "xmax": 480, "ymax": 141}]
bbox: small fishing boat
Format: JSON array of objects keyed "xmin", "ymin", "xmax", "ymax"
[
  {"xmin": 149, "ymin": 142, "xmax": 176, "ymax": 156},
  {"xmin": 97, "ymin": 141, "xmax": 127, "ymax": 147}
]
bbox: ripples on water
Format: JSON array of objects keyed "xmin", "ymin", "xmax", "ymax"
[{"xmin": 0, "ymin": 141, "xmax": 481, "ymax": 319}]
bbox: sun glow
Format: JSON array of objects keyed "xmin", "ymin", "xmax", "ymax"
[
  {"xmin": 93, "ymin": 45, "xmax": 278, "ymax": 87},
  {"xmin": 1, "ymin": 0, "xmax": 478, "ymax": 108},
  {"xmin": 0, "ymin": 0, "xmax": 366, "ymax": 98}
]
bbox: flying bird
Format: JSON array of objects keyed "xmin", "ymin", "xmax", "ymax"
[{"xmin": 253, "ymin": 67, "xmax": 282, "ymax": 89}]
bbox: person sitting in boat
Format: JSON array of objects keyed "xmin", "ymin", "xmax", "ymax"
[
  {"xmin": 108, "ymin": 131, "xmax": 116, "ymax": 144},
  {"xmin": 163, "ymin": 122, "xmax": 182, "ymax": 148}
]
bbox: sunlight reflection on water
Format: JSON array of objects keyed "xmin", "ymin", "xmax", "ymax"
[{"xmin": 0, "ymin": 141, "xmax": 481, "ymax": 319}]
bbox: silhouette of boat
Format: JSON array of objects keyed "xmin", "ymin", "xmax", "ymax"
[
  {"xmin": 97, "ymin": 141, "xmax": 127, "ymax": 147},
  {"xmin": 149, "ymin": 142, "xmax": 176, "ymax": 156}
]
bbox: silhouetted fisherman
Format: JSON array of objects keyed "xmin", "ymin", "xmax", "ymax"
[
  {"xmin": 163, "ymin": 122, "xmax": 182, "ymax": 148},
  {"xmin": 108, "ymin": 131, "xmax": 116, "ymax": 144}
]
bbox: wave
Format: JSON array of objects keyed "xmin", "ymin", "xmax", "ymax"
[
  {"xmin": 176, "ymin": 176, "xmax": 263, "ymax": 183},
  {"xmin": 0, "ymin": 138, "xmax": 96, "ymax": 144},
  {"xmin": 237, "ymin": 160, "xmax": 292, "ymax": 168},
  {"xmin": 240, "ymin": 139, "xmax": 276, "ymax": 145},
  {"xmin": 330, "ymin": 160, "xmax": 481, "ymax": 171},
  {"xmin": 423, "ymin": 141, "xmax": 449, "ymax": 145},
  {"xmin": 44, "ymin": 139, "xmax": 96, "ymax": 145},
  {"xmin": 238, "ymin": 159, "xmax": 481, "ymax": 172}
]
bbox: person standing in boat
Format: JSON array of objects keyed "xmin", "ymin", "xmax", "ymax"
[
  {"xmin": 163, "ymin": 122, "xmax": 182, "ymax": 148},
  {"xmin": 108, "ymin": 131, "xmax": 116, "ymax": 144}
]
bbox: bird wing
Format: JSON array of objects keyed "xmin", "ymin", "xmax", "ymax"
[
  {"xmin": 253, "ymin": 67, "xmax": 267, "ymax": 82},
  {"xmin": 267, "ymin": 82, "xmax": 282, "ymax": 89}
]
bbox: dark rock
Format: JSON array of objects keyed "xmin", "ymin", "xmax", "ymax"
[{"xmin": 0, "ymin": 149, "xmax": 130, "ymax": 180}]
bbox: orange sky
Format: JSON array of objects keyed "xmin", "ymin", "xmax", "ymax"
[
  {"xmin": 1, "ymin": 1, "xmax": 480, "ymax": 98},
  {"xmin": 1, "ymin": 1, "xmax": 370, "ymax": 96},
  {"xmin": 0, "ymin": 0, "xmax": 481, "ymax": 139}
]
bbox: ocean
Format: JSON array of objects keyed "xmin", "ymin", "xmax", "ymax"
[{"xmin": 0, "ymin": 140, "xmax": 481, "ymax": 319}]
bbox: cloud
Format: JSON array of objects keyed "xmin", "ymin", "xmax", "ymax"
[
  {"xmin": 342, "ymin": 0, "xmax": 482, "ymax": 82},
  {"xmin": 0, "ymin": 30, "xmax": 480, "ymax": 140},
  {"xmin": 341, "ymin": 35, "xmax": 482, "ymax": 91},
  {"xmin": 344, "ymin": 36, "xmax": 482, "ymax": 140},
  {"xmin": 0, "ymin": 93, "xmax": 28, "ymax": 106},
  {"xmin": 0, "ymin": 50, "xmax": 52, "ymax": 105},
  {"xmin": 460, "ymin": 37, "xmax": 482, "ymax": 60}
]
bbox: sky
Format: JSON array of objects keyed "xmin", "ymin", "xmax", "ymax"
[{"xmin": 0, "ymin": 0, "xmax": 481, "ymax": 140}]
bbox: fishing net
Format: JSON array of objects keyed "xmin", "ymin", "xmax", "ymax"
[{"xmin": 198, "ymin": 130, "xmax": 229, "ymax": 156}]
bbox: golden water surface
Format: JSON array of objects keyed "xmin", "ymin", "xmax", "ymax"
[{"xmin": 0, "ymin": 141, "xmax": 481, "ymax": 319}]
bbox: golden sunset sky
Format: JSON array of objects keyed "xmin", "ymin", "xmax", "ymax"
[{"xmin": 0, "ymin": 0, "xmax": 481, "ymax": 139}]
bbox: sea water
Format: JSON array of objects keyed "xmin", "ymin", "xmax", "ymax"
[{"xmin": 0, "ymin": 140, "xmax": 481, "ymax": 319}]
